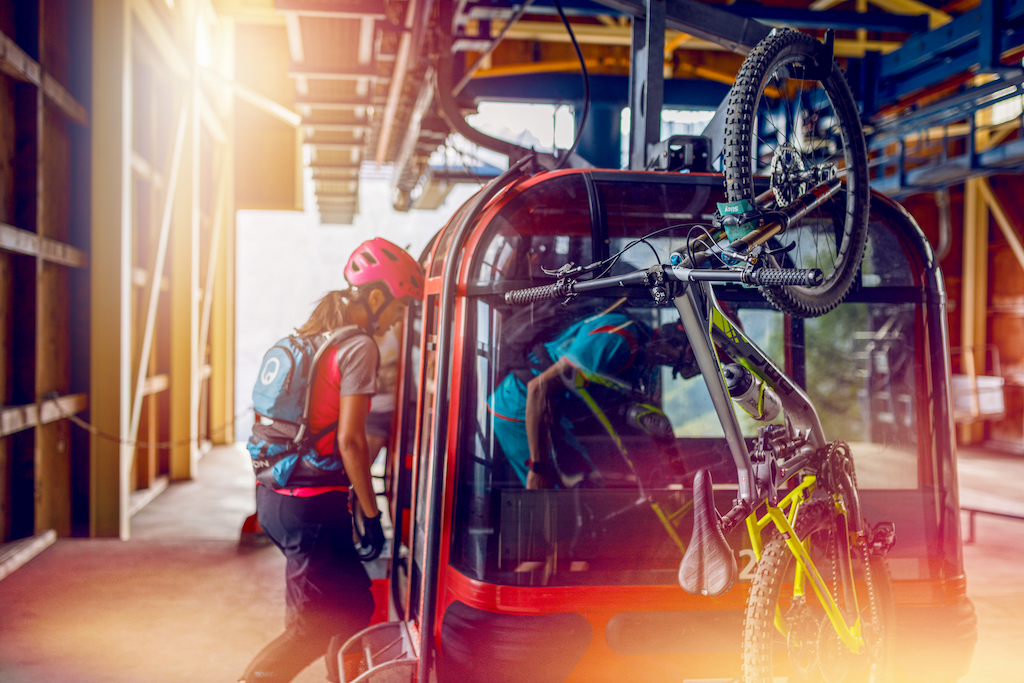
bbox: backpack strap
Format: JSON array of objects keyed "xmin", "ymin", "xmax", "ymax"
[{"xmin": 293, "ymin": 324, "xmax": 370, "ymax": 444}]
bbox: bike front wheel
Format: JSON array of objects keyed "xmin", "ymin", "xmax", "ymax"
[
  {"xmin": 724, "ymin": 29, "xmax": 869, "ymax": 318},
  {"xmin": 742, "ymin": 498, "xmax": 895, "ymax": 683}
]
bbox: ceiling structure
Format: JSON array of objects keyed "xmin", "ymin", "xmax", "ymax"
[{"xmin": 217, "ymin": 0, "xmax": 1024, "ymax": 223}]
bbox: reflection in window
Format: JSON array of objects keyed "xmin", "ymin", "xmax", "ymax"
[{"xmin": 447, "ymin": 174, "xmax": 932, "ymax": 588}]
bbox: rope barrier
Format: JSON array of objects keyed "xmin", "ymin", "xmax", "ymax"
[{"xmin": 42, "ymin": 393, "xmax": 253, "ymax": 449}]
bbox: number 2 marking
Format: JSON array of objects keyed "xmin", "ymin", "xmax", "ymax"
[{"xmin": 739, "ymin": 549, "xmax": 757, "ymax": 580}]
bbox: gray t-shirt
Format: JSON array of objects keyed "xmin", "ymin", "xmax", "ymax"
[{"xmin": 334, "ymin": 333, "xmax": 379, "ymax": 398}]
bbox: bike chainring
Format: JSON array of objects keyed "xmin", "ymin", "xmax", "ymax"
[{"xmin": 818, "ymin": 440, "xmax": 856, "ymax": 496}]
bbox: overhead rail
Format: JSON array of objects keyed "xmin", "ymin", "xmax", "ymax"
[
  {"xmin": 459, "ymin": 0, "xmax": 929, "ymax": 33},
  {"xmin": 869, "ymin": 74, "xmax": 1024, "ymax": 196},
  {"xmin": 863, "ymin": 0, "xmax": 1024, "ymax": 114},
  {"xmin": 861, "ymin": 0, "xmax": 1024, "ymax": 195}
]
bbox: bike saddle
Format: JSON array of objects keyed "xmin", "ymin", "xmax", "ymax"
[{"xmin": 678, "ymin": 469, "xmax": 738, "ymax": 597}]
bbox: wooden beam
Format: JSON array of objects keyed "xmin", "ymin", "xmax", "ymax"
[
  {"xmin": 0, "ymin": 394, "xmax": 88, "ymax": 438},
  {"xmin": 0, "ymin": 30, "xmax": 88, "ymax": 125},
  {"xmin": 91, "ymin": 0, "xmax": 133, "ymax": 539},
  {"xmin": 210, "ymin": 86, "xmax": 236, "ymax": 445},
  {"xmin": 0, "ymin": 530, "xmax": 56, "ymax": 582},
  {"xmin": 274, "ymin": 0, "xmax": 387, "ymax": 18},
  {"xmin": 196, "ymin": 169, "xmax": 228, "ymax": 445},
  {"xmin": 202, "ymin": 69, "xmax": 302, "ymax": 127},
  {"xmin": 303, "ymin": 121, "xmax": 370, "ymax": 132},
  {"xmin": 0, "ymin": 223, "xmax": 88, "ymax": 268},
  {"xmin": 142, "ymin": 373, "xmax": 170, "ymax": 396},
  {"xmin": 169, "ymin": 88, "xmax": 200, "ymax": 481},
  {"xmin": 288, "ymin": 65, "xmax": 384, "ymax": 80},
  {"xmin": 305, "ymin": 140, "xmax": 364, "ymax": 150},
  {"xmin": 129, "ymin": 0, "xmax": 190, "ymax": 79},
  {"xmin": 128, "ymin": 104, "xmax": 189, "ymax": 468}
]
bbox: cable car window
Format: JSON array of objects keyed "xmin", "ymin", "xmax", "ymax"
[
  {"xmin": 473, "ymin": 173, "xmax": 594, "ymax": 284},
  {"xmin": 450, "ymin": 175, "xmax": 954, "ymax": 589}
]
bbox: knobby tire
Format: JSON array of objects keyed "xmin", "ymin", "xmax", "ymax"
[
  {"xmin": 742, "ymin": 498, "xmax": 895, "ymax": 683},
  {"xmin": 724, "ymin": 29, "xmax": 870, "ymax": 318}
]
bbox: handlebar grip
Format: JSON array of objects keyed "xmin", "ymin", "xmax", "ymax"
[
  {"xmin": 746, "ymin": 268, "xmax": 823, "ymax": 287},
  {"xmin": 504, "ymin": 281, "xmax": 571, "ymax": 306}
]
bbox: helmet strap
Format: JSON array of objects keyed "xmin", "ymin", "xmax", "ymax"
[{"xmin": 358, "ymin": 285, "xmax": 394, "ymax": 332}]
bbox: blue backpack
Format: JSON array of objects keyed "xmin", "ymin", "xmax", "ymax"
[{"xmin": 247, "ymin": 326, "xmax": 368, "ymax": 488}]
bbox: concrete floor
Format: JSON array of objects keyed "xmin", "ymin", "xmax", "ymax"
[{"xmin": 0, "ymin": 442, "xmax": 1020, "ymax": 683}]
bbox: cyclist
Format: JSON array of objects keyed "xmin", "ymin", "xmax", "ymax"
[
  {"xmin": 240, "ymin": 238, "xmax": 424, "ymax": 683},
  {"xmin": 488, "ymin": 308, "xmax": 695, "ymax": 490}
]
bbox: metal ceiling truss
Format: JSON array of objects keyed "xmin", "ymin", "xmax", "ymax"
[
  {"xmin": 274, "ymin": 0, "xmax": 1024, "ymax": 221},
  {"xmin": 863, "ymin": 0, "xmax": 1024, "ymax": 195}
]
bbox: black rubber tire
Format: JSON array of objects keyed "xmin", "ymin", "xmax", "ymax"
[
  {"xmin": 724, "ymin": 29, "xmax": 869, "ymax": 318},
  {"xmin": 742, "ymin": 498, "xmax": 895, "ymax": 683}
]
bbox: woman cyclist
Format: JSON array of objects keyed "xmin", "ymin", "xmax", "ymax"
[{"xmin": 240, "ymin": 238, "xmax": 424, "ymax": 683}]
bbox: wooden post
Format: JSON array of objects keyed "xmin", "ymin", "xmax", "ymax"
[{"xmin": 90, "ymin": 0, "xmax": 134, "ymax": 538}]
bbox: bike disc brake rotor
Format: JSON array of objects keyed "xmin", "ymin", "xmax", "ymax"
[
  {"xmin": 818, "ymin": 614, "xmax": 855, "ymax": 683},
  {"xmin": 786, "ymin": 599, "xmax": 822, "ymax": 680},
  {"xmin": 770, "ymin": 143, "xmax": 807, "ymax": 207}
]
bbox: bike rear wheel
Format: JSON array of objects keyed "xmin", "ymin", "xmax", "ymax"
[
  {"xmin": 724, "ymin": 29, "xmax": 869, "ymax": 318},
  {"xmin": 742, "ymin": 498, "xmax": 895, "ymax": 683}
]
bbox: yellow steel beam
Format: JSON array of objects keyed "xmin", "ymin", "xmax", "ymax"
[
  {"xmin": 960, "ymin": 178, "xmax": 989, "ymax": 439},
  {"xmin": 664, "ymin": 32, "xmax": 692, "ymax": 55},
  {"xmin": 868, "ymin": 0, "xmax": 951, "ymax": 28},
  {"xmin": 496, "ymin": 20, "xmax": 901, "ymax": 55},
  {"xmin": 978, "ymin": 178, "xmax": 1024, "ymax": 275}
]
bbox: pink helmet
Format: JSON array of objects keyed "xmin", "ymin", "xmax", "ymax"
[{"xmin": 344, "ymin": 238, "xmax": 424, "ymax": 301}]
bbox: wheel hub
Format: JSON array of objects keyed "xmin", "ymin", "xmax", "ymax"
[
  {"xmin": 785, "ymin": 599, "xmax": 821, "ymax": 680},
  {"xmin": 770, "ymin": 143, "xmax": 808, "ymax": 207},
  {"xmin": 818, "ymin": 614, "xmax": 855, "ymax": 683}
]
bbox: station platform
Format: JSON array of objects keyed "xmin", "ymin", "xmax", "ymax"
[{"xmin": 0, "ymin": 442, "xmax": 1019, "ymax": 683}]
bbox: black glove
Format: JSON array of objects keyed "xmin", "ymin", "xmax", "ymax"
[{"xmin": 356, "ymin": 513, "xmax": 385, "ymax": 562}]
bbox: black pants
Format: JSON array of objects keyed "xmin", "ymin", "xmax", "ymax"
[{"xmin": 241, "ymin": 487, "xmax": 375, "ymax": 683}]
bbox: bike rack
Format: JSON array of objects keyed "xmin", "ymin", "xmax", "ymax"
[{"xmin": 338, "ymin": 620, "xmax": 418, "ymax": 683}]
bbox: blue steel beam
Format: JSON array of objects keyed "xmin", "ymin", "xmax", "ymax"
[
  {"xmin": 459, "ymin": 0, "xmax": 929, "ymax": 33},
  {"xmin": 728, "ymin": 2, "xmax": 928, "ymax": 33},
  {"xmin": 869, "ymin": 0, "xmax": 1024, "ymax": 108},
  {"xmin": 461, "ymin": 73, "xmax": 729, "ymax": 109}
]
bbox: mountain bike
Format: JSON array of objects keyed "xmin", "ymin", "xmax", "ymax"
[{"xmin": 503, "ymin": 28, "xmax": 895, "ymax": 683}]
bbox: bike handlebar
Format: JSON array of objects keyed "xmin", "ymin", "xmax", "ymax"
[
  {"xmin": 503, "ymin": 281, "xmax": 573, "ymax": 306},
  {"xmin": 744, "ymin": 268, "xmax": 823, "ymax": 287},
  {"xmin": 504, "ymin": 265, "xmax": 823, "ymax": 306}
]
